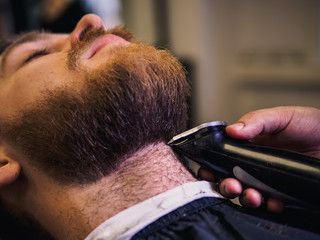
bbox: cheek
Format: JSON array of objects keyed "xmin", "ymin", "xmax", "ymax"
[
  {"xmin": 0, "ymin": 74, "xmax": 45, "ymax": 118},
  {"xmin": 0, "ymin": 61, "xmax": 73, "ymax": 118}
]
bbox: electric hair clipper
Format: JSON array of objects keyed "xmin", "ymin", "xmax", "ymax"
[{"xmin": 168, "ymin": 121, "xmax": 320, "ymax": 210}]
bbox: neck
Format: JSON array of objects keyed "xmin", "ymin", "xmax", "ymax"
[{"xmin": 24, "ymin": 142, "xmax": 196, "ymax": 240}]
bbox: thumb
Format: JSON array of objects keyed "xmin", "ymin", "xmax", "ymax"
[{"xmin": 226, "ymin": 107, "xmax": 295, "ymax": 140}]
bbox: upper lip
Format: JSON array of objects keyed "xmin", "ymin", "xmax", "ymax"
[{"xmin": 87, "ymin": 34, "xmax": 129, "ymax": 59}]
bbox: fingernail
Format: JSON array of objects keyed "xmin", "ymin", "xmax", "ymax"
[
  {"xmin": 220, "ymin": 182, "xmax": 232, "ymax": 196},
  {"xmin": 222, "ymin": 184, "xmax": 230, "ymax": 195},
  {"xmin": 229, "ymin": 123, "xmax": 244, "ymax": 131}
]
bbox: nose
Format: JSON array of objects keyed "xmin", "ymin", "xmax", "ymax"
[{"xmin": 70, "ymin": 14, "xmax": 105, "ymax": 47}]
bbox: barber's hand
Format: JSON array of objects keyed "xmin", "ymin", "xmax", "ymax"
[
  {"xmin": 199, "ymin": 106, "xmax": 320, "ymax": 213},
  {"xmin": 199, "ymin": 168, "xmax": 285, "ymax": 213},
  {"xmin": 226, "ymin": 106, "xmax": 320, "ymax": 158}
]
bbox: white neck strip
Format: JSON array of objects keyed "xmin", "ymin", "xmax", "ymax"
[{"xmin": 85, "ymin": 181, "xmax": 222, "ymax": 240}]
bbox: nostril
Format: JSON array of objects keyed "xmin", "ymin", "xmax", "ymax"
[
  {"xmin": 79, "ymin": 25, "xmax": 93, "ymax": 42},
  {"xmin": 70, "ymin": 14, "xmax": 105, "ymax": 48}
]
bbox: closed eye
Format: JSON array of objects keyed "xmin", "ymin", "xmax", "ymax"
[{"xmin": 24, "ymin": 48, "xmax": 50, "ymax": 63}]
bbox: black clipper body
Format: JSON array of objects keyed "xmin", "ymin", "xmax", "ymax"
[{"xmin": 168, "ymin": 121, "xmax": 320, "ymax": 210}]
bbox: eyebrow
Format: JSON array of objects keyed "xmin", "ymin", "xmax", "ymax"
[{"xmin": 0, "ymin": 31, "xmax": 49, "ymax": 74}]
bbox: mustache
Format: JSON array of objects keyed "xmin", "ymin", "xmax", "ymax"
[
  {"xmin": 67, "ymin": 26, "xmax": 135, "ymax": 70},
  {"xmin": 67, "ymin": 26, "xmax": 106, "ymax": 69}
]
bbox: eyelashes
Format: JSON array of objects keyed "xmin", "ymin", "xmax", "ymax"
[{"xmin": 24, "ymin": 48, "xmax": 50, "ymax": 63}]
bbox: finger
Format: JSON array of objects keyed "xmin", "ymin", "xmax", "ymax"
[
  {"xmin": 266, "ymin": 198, "xmax": 285, "ymax": 213},
  {"xmin": 226, "ymin": 107, "xmax": 295, "ymax": 140},
  {"xmin": 219, "ymin": 178, "xmax": 242, "ymax": 199},
  {"xmin": 239, "ymin": 188, "xmax": 263, "ymax": 208},
  {"xmin": 198, "ymin": 167, "xmax": 216, "ymax": 182}
]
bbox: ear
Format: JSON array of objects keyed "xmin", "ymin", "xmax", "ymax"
[{"xmin": 0, "ymin": 154, "xmax": 21, "ymax": 188}]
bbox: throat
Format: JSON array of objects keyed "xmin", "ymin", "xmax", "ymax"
[
  {"xmin": 80, "ymin": 142, "xmax": 196, "ymax": 231},
  {"xmin": 27, "ymin": 142, "xmax": 196, "ymax": 240}
]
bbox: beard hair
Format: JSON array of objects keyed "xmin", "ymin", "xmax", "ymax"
[
  {"xmin": 67, "ymin": 25, "xmax": 136, "ymax": 70},
  {"xmin": 0, "ymin": 33, "xmax": 190, "ymax": 185}
]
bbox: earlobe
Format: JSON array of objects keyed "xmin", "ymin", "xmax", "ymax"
[{"xmin": 0, "ymin": 159, "xmax": 21, "ymax": 188}]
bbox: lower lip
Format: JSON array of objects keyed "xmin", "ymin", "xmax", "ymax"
[{"xmin": 88, "ymin": 34, "xmax": 129, "ymax": 59}]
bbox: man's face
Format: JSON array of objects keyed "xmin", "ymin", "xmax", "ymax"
[
  {"xmin": 0, "ymin": 21, "xmax": 131, "ymax": 119},
  {"xmin": 0, "ymin": 14, "xmax": 189, "ymax": 185}
]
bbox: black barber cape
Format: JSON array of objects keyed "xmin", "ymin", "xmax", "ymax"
[{"xmin": 132, "ymin": 197, "xmax": 320, "ymax": 240}]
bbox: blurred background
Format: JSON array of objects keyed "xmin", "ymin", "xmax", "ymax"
[{"xmin": 0, "ymin": 0, "xmax": 319, "ymax": 126}]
